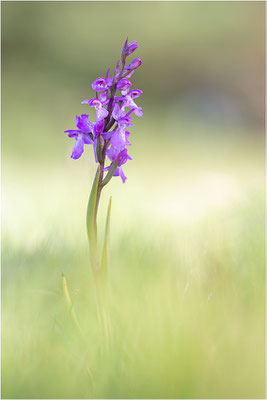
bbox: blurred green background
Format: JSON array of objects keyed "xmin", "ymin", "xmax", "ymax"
[{"xmin": 2, "ymin": 2, "xmax": 265, "ymax": 399}]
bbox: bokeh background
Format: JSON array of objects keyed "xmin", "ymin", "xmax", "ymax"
[{"xmin": 2, "ymin": 2, "xmax": 265, "ymax": 399}]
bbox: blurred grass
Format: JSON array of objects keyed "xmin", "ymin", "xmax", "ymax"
[
  {"xmin": 1, "ymin": 2, "xmax": 265, "ymax": 399},
  {"xmin": 2, "ymin": 128, "xmax": 265, "ymax": 399}
]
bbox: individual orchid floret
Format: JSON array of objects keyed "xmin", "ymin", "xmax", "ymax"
[
  {"xmin": 109, "ymin": 123, "xmax": 132, "ymax": 154},
  {"xmin": 107, "ymin": 128, "xmax": 128, "ymax": 159},
  {"xmin": 118, "ymin": 113, "xmax": 134, "ymax": 127},
  {"xmin": 114, "ymin": 89, "xmax": 142, "ymax": 103},
  {"xmin": 81, "ymin": 98, "xmax": 109, "ymax": 122},
  {"xmin": 117, "ymin": 78, "xmax": 132, "ymax": 91},
  {"xmin": 112, "ymin": 104, "xmax": 133, "ymax": 128},
  {"xmin": 92, "ymin": 77, "xmax": 112, "ymax": 92},
  {"xmin": 119, "ymin": 89, "xmax": 143, "ymax": 115},
  {"xmin": 64, "ymin": 114, "xmax": 93, "ymax": 159},
  {"xmin": 124, "ymin": 58, "xmax": 142, "ymax": 70},
  {"xmin": 106, "ymin": 148, "xmax": 132, "ymax": 183}
]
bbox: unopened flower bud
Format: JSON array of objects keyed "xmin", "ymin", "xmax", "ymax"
[
  {"xmin": 105, "ymin": 68, "xmax": 110, "ymax": 79},
  {"xmin": 113, "ymin": 59, "xmax": 121, "ymax": 81},
  {"xmin": 125, "ymin": 58, "xmax": 142, "ymax": 70},
  {"xmin": 125, "ymin": 41, "xmax": 138, "ymax": 57},
  {"xmin": 121, "ymin": 37, "xmax": 128, "ymax": 58}
]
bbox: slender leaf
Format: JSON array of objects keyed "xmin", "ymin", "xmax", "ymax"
[
  {"xmin": 61, "ymin": 272, "xmax": 83, "ymax": 335},
  {"xmin": 86, "ymin": 165, "xmax": 100, "ymax": 270}
]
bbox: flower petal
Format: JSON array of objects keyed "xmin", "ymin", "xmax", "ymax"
[
  {"xmin": 71, "ymin": 136, "xmax": 85, "ymax": 159},
  {"xmin": 112, "ymin": 103, "xmax": 122, "ymax": 121},
  {"xmin": 93, "ymin": 120, "xmax": 104, "ymax": 138},
  {"xmin": 118, "ymin": 167, "xmax": 127, "ymax": 183},
  {"xmin": 99, "ymin": 91, "xmax": 108, "ymax": 103},
  {"xmin": 134, "ymin": 107, "xmax": 143, "ymax": 117},
  {"xmin": 96, "ymin": 107, "xmax": 109, "ymax": 122},
  {"xmin": 64, "ymin": 129, "xmax": 79, "ymax": 138},
  {"xmin": 76, "ymin": 114, "xmax": 93, "ymax": 134},
  {"xmin": 110, "ymin": 126, "xmax": 127, "ymax": 152}
]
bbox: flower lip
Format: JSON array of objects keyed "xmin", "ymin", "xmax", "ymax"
[
  {"xmin": 112, "ymin": 103, "xmax": 122, "ymax": 121},
  {"xmin": 71, "ymin": 136, "xmax": 85, "ymax": 159},
  {"xmin": 134, "ymin": 107, "xmax": 143, "ymax": 117}
]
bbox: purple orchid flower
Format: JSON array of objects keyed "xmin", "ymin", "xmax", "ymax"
[
  {"xmin": 65, "ymin": 38, "xmax": 143, "ymax": 184},
  {"xmin": 112, "ymin": 104, "xmax": 134, "ymax": 127},
  {"xmin": 64, "ymin": 114, "xmax": 94, "ymax": 159},
  {"xmin": 118, "ymin": 89, "xmax": 143, "ymax": 116},
  {"xmin": 107, "ymin": 126, "xmax": 129, "ymax": 159},
  {"xmin": 81, "ymin": 99, "xmax": 109, "ymax": 122},
  {"xmin": 92, "ymin": 77, "xmax": 112, "ymax": 92},
  {"xmin": 106, "ymin": 148, "xmax": 132, "ymax": 183}
]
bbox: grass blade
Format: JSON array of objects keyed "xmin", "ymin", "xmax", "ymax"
[{"xmin": 61, "ymin": 272, "xmax": 83, "ymax": 335}]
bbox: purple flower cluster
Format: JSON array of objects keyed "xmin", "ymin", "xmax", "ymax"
[{"xmin": 64, "ymin": 38, "xmax": 142, "ymax": 183}]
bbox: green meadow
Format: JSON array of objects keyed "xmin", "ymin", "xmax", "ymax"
[{"xmin": 2, "ymin": 2, "xmax": 265, "ymax": 398}]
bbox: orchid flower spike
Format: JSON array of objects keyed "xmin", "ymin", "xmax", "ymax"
[{"xmin": 64, "ymin": 38, "xmax": 143, "ymax": 183}]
